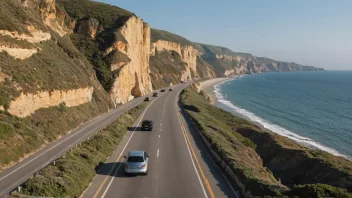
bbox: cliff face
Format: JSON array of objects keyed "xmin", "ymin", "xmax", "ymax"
[
  {"xmin": 151, "ymin": 40, "xmax": 198, "ymax": 80},
  {"xmin": 110, "ymin": 16, "xmax": 152, "ymax": 104},
  {"xmin": 0, "ymin": 0, "xmax": 111, "ymax": 168},
  {"xmin": 7, "ymin": 87, "xmax": 94, "ymax": 117},
  {"xmin": 193, "ymin": 43, "xmax": 323, "ymax": 77},
  {"xmin": 216, "ymin": 55, "xmax": 323, "ymax": 76},
  {"xmin": 149, "ymin": 29, "xmax": 216, "ymax": 89},
  {"xmin": 59, "ymin": 0, "xmax": 152, "ymax": 104}
]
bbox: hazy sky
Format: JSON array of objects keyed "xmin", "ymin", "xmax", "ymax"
[{"xmin": 97, "ymin": 0, "xmax": 351, "ymax": 70}]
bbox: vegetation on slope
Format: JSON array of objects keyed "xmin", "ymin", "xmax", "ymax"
[
  {"xmin": 181, "ymin": 88, "xmax": 286, "ymax": 196},
  {"xmin": 181, "ymin": 87, "xmax": 351, "ymax": 197},
  {"xmin": 236, "ymin": 125, "xmax": 352, "ymax": 192},
  {"xmin": 195, "ymin": 57, "xmax": 217, "ymax": 78},
  {"xmin": 17, "ymin": 104, "xmax": 146, "ymax": 197},
  {"xmin": 151, "ymin": 28, "xmax": 192, "ymax": 45},
  {"xmin": 57, "ymin": 0, "xmax": 133, "ymax": 91},
  {"xmin": 149, "ymin": 50, "xmax": 187, "ymax": 89},
  {"xmin": 192, "ymin": 42, "xmax": 252, "ymax": 57},
  {"xmin": 0, "ymin": 93, "xmax": 109, "ymax": 169},
  {"xmin": 0, "ymin": 0, "xmax": 111, "ymax": 169},
  {"xmin": 0, "ymin": 0, "xmax": 47, "ymax": 34}
]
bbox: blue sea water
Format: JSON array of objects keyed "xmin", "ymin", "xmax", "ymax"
[{"xmin": 213, "ymin": 71, "xmax": 352, "ymax": 159}]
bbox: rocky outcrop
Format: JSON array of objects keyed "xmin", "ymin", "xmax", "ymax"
[
  {"xmin": 216, "ymin": 54, "xmax": 245, "ymax": 62},
  {"xmin": 151, "ymin": 40, "xmax": 198, "ymax": 80},
  {"xmin": 215, "ymin": 54, "xmax": 323, "ymax": 76},
  {"xmin": 76, "ymin": 18, "xmax": 99, "ymax": 39},
  {"xmin": 0, "ymin": 71, "xmax": 12, "ymax": 83},
  {"xmin": 109, "ymin": 16, "xmax": 152, "ymax": 104},
  {"xmin": 19, "ymin": 0, "xmax": 69, "ymax": 36},
  {"xmin": 0, "ymin": 26, "xmax": 51, "ymax": 43},
  {"xmin": 7, "ymin": 87, "xmax": 94, "ymax": 117},
  {"xmin": 0, "ymin": 44, "xmax": 38, "ymax": 59}
]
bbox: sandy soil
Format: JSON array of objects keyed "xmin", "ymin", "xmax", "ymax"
[{"xmin": 198, "ymin": 78, "xmax": 230, "ymax": 104}]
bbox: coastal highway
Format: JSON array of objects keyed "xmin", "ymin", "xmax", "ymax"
[
  {"xmin": 0, "ymin": 88, "xmax": 170, "ymax": 197},
  {"xmin": 82, "ymin": 82, "xmax": 239, "ymax": 198}
]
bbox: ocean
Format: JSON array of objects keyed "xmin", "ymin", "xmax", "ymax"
[{"xmin": 213, "ymin": 71, "xmax": 352, "ymax": 159}]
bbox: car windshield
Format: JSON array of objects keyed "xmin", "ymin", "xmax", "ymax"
[
  {"xmin": 143, "ymin": 121, "xmax": 152, "ymax": 124},
  {"xmin": 127, "ymin": 156, "xmax": 144, "ymax": 162}
]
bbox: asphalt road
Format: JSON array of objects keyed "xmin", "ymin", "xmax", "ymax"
[
  {"xmin": 0, "ymin": 90, "xmax": 165, "ymax": 197},
  {"xmin": 83, "ymin": 82, "xmax": 239, "ymax": 198}
]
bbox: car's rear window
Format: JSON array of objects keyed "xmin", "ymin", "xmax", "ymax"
[
  {"xmin": 127, "ymin": 156, "xmax": 144, "ymax": 162},
  {"xmin": 143, "ymin": 121, "xmax": 152, "ymax": 124}
]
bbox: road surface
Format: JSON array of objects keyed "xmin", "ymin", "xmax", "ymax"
[
  {"xmin": 82, "ymin": 82, "xmax": 239, "ymax": 198},
  {"xmin": 0, "ymin": 89, "xmax": 167, "ymax": 197}
]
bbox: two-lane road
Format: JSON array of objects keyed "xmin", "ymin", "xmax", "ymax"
[{"xmin": 83, "ymin": 82, "xmax": 239, "ymax": 198}]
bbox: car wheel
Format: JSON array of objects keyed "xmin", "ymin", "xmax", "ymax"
[{"xmin": 144, "ymin": 170, "xmax": 148, "ymax": 175}]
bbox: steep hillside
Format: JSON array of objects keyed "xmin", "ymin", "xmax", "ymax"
[
  {"xmin": 0, "ymin": 0, "xmax": 111, "ymax": 169},
  {"xmin": 237, "ymin": 127, "xmax": 352, "ymax": 192},
  {"xmin": 182, "ymin": 87, "xmax": 352, "ymax": 197},
  {"xmin": 194, "ymin": 43, "xmax": 324, "ymax": 76},
  {"xmin": 150, "ymin": 29, "xmax": 323, "ymax": 89},
  {"xmin": 57, "ymin": 0, "xmax": 152, "ymax": 104},
  {"xmin": 150, "ymin": 29, "xmax": 217, "ymax": 89}
]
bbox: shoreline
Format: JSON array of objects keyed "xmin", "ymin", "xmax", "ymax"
[
  {"xmin": 198, "ymin": 77, "xmax": 351, "ymax": 160},
  {"xmin": 198, "ymin": 77, "xmax": 230, "ymax": 104}
]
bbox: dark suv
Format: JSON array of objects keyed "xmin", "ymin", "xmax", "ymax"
[
  {"xmin": 161, "ymin": 89, "xmax": 166, "ymax": 92},
  {"xmin": 153, "ymin": 92, "xmax": 158, "ymax": 97},
  {"xmin": 142, "ymin": 120, "xmax": 153, "ymax": 131}
]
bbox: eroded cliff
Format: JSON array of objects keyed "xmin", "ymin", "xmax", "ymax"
[
  {"xmin": 150, "ymin": 29, "xmax": 217, "ymax": 89},
  {"xmin": 59, "ymin": 0, "xmax": 152, "ymax": 104},
  {"xmin": 151, "ymin": 40, "xmax": 198, "ymax": 80},
  {"xmin": 0, "ymin": 0, "xmax": 111, "ymax": 168},
  {"xmin": 110, "ymin": 16, "xmax": 152, "ymax": 103},
  {"xmin": 194, "ymin": 43, "xmax": 323, "ymax": 76},
  {"xmin": 8, "ymin": 87, "xmax": 94, "ymax": 117}
]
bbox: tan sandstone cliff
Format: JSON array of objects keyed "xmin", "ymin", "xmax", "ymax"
[
  {"xmin": 151, "ymin": 40, "xmax": 199, "ymax": 80},
  {"xmin": 7, "ymin": 87, "xmax": 94, "ymax": 117},
  {"xmin": 109, "ymin": 16, "xmax": 152, "ymax": 104},
  {"xmin": 19, "ymin": 0, "xmax": 70, "ymax": 36}
]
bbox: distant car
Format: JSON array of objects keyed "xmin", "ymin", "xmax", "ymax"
[
  {"xmin": 161, "ymin": 89, "xmax": 166, "ymax": 92},
  {"xmin": 144, "ymin": 97, "xmax": 150, "ymax": 101},
  {"xmin": 142, "ymin": 120, "xmax": 153, "ymax": 131},
  {"xmin": 124, "ymin": 150, "xmax": 149, "ymax": 175},
  {"xmin": 169, "ymin": 88, "xmax": 173, "ymax": 91},
  {"xmin": 153, "ymin": 92, "xmax": 158, "ymax": 97}
]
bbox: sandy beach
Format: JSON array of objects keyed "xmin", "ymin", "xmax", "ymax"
[
  {"xmin": 199, "ymin": 77, "xmax": 268, "ymax": 130},
  {"xmin": 198, "ymin": 77, "xmax": 230, "ymax": 103}
]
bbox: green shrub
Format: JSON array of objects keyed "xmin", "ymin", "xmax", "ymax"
[
  {"xmin": 58, "ymin": 102, "xmax": 68, "ymax": 113},
  {"xmin": 20, "ymin": 104, "xmax": 147, "ymax": 197},
  {"xmin": 181, "ymin": 88, "xmax": 284, "ymax": 196},
  {"xmin": 287, "ymin": 184, "xmax": 352, "ymax": 198},
  {"xmin": 0, "ymin": 123, "xmax": 13, "ymax": 139}
]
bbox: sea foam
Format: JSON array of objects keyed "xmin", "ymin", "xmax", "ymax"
[{"xmin": 213, "ymin": 78, "xmax": 348, "ymax": 159}]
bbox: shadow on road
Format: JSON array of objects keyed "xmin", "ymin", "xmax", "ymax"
[
  {"xmin": 95, "ymin": 162, "xmax": 140, "ymax": 178},
  {"xmin": 127, "ymin": 127, "xmax": 153, "ymax": 132}
]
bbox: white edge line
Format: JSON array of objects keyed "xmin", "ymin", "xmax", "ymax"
[
  {"xmin": 0, "ymin": 99, "xmax": 141, "ymax": 182},
  {"xmin": 186, "ymin": 113, "xmax": 239, "ymax": 198},
  {"xmin": 175, "ymin": 91, "xmax": 208, "ymax": 198},
  {"xmin": 157, "ymin": 149, "xmax": 159, "ymax": 158},
  {"xmin": 100, "ymin": 95, "xmax": 159, "ymax": 198}
]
